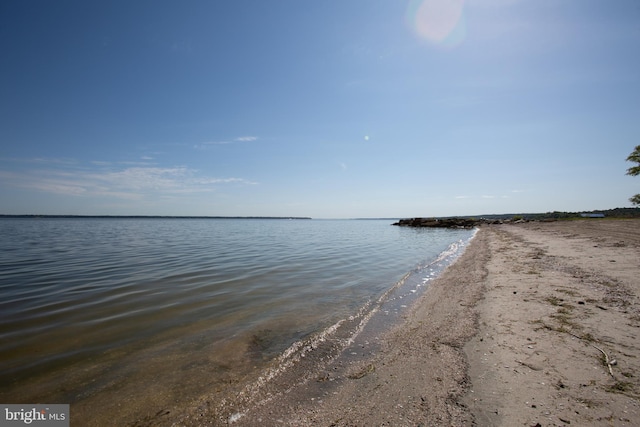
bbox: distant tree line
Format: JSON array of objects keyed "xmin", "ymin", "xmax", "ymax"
[
  {"xmin": 531, "ymin": 208, "xmax": 640, "ymax": 219},
  {"xmin": 469, "ymin": 207, "xmax": 640, "ymax": 221}
]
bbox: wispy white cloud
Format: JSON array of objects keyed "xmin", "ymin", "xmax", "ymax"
[
  {"xmin": 1, "ymin": 157, "xmax": 78, "ymax": 165},
  {"xmin": 196, "ymin": 141, "xmax": 230, "ymax": 148},
  {"xmin": 234, "ymin": 136, "xmax": 258, "ymax": 142},
  {"xmin": 118, "ymin": 160, "xmax": 157, "ymax": 166},
  {"xmin": 0, "ymin": 160, "xmax": 257, "ymax": 200},
  {"xmin": 193, "ymin": 177, "xmax": 256, "ymax": 185},
  {"xmin": 194, "ymin": 136, "xmax": 259, "ymax": 150},
  {"xmin": 0, "ymin": 170, "xmax": 92, "ymax": 197}
]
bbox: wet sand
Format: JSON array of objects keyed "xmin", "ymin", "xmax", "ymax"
[
  {"xmin": 173, "ymin": 229, "xmax": 488, "ymax": 426},
  {"xmin": 167, "ymin": 219, "xmax": 640, "ymax": 426}
]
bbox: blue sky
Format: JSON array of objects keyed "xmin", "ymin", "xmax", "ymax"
[{"xmin": 1, "ymin": 0, "xmax": 639, "ymax": 218}]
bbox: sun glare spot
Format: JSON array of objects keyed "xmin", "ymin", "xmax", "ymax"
[{"xmin": 406, "ymin": 0, "xmax": 466, "ymax": 48}]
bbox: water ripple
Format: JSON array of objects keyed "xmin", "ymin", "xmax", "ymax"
[{"xmin": 0, "ymin": 218, "xmax": 474, "ymax": 410}]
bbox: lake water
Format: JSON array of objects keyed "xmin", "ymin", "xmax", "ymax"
[{"xmin": 0, "ymin": 218, "xmax": 475, "ymax": 425}]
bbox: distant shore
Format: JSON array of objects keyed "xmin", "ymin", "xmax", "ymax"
[
  {"xmin": 168, "ymin": 219, "xmax": 640, "ymax": 426},
  {"xmin": 0, "ymin": 215, "xmax": 312, "ymax": 220},
  {"xmin": 2, "ymin": 206, "xmax": 639, "ymax": 221}
]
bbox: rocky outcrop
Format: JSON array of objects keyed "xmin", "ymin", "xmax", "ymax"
[
  {"xmin": 392, "ymin": 217, "xmax": 500, "ymax": 228},
  {"xmin": 392, "ymin": 217, "xmax": 477, "ymax": 228}
]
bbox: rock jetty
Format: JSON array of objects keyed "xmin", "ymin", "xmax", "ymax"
[{"xmin": 392, "ymin": 217, "xmax": 498, "ymax": 228}]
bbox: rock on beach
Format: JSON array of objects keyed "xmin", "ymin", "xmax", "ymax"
[{"xmin": 393, "ymin": 217, "xmax": 483, "ymax": 228}]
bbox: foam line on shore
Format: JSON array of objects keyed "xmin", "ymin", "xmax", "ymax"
[{"xmin": 214, "ymin": 229, "xmax": 479, "ymax": 424}]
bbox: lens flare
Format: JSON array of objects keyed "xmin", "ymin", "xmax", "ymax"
[{"xmin": 406, "ymin": 0, "xmax": 466, "ymax": 48}]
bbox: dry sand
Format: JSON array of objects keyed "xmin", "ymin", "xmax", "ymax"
[
  {"xmin": 465, "ymin": 220, "xmax": 640, "ymax": 427},
  {"xmin": 173, "ymin": 219, "xmax": 640, "ymax": 426}
]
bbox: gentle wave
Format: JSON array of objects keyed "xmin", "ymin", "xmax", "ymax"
[
  {"xmin": 219, "ymin": 233, "xmax": 477, "ymax": 424},
  {"xmin": 0, "ymin": 218, "xmax": 474, "ymax": 422}
]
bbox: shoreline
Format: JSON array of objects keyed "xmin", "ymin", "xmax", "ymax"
[
  {"xmin": 170, "ymin": 219, "xmax": 640, "ymax": 426},
  {"xmin": 170, "ymin": 231, "xmax": 480, "ymax": 426},
  {"xmin": 171, "ymin": 228, "xmax": 488, "ymax": 426},
  {"xmin": 1, "ymin": 221, "xmax": 474, "ymax": 427}
]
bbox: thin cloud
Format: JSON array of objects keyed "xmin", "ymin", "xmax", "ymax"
[
  {"xmin": 118, "ymin": 160, "xmax": 157, "ymax": 166},
  {"xmin": 0, "ymin": 171, "xmax": 89, "ymax": 197},
  {"xmin": 196, "ymin": 140, "xmax": 231, "ymax": 148},
  {"xmin": 1, "ymin": 157, "xmax": 78, "ymax": 165},
  {"xmin": 0, "ymin": 161, "xmax": 257, "ymax": 200},
  {"xmin": 194, "ymin": 136, "xmax": 259, "ymax": 149},
  {"xmin": 194, "ymin": 177, "xmax": 257, "ymax": 185}
]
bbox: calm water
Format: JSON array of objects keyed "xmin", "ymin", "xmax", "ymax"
[{"xmin": 0, "ymin": 218, "xmax": 474, "ymax": 424}]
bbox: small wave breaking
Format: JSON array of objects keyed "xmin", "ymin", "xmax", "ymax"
[{"xmin": 207, "ymin": 230, "xmax": 478, "ymax": 425}]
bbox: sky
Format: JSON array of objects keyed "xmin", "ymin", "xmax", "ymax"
[{"xmin": 1, "ymin": 0, "xmax": 639, "ymax": 218}]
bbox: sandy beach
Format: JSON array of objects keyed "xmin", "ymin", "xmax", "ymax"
[
  {"xmin": 172, "ymin": 219, "xmax": 640, "ymax": 426},
  {"xmin": 464, "ymin": 220, "xmax": 640, "ymax": 426}
]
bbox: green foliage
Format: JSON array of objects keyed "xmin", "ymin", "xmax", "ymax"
[
  {"xmin": 627, "ymin": 145, "xmax": 640, "ymax": 176},
  {"xmin": 627, "ymin": 145, "xmax": 640, "ymax": 205}
]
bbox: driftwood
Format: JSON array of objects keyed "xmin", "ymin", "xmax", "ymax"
[{"xmin": 568, "ymin": 332, "xmax": 616, "ymax": 378}]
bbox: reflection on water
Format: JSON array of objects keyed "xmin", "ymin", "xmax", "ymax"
[{"xmin": 0, "ymin": 218, "xmax": 473, "ymax": 425}]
